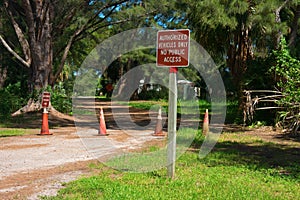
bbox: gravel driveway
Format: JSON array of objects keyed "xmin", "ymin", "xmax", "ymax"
[{"xmin": 0, "ymin": 101, "xmax": 166, "ymax": 200}]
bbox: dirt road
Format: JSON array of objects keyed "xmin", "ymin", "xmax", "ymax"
[
  {"xmin": 2, "ymin": 99, "xmax": 299, "ymax": 200},
  {"xmin": 0, "ymin": 101, "xmax": 165, "ymax": 200}
]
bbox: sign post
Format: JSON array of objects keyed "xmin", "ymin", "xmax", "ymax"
[
  {"xmin": 156, "ymin": 29, "xmax": 190, "ymax": 179},
  {"xmin": 167, "ymin": 67, "xmax": 178, "ymax": 178}
]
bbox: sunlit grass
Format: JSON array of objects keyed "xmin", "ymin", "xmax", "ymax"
[
  {"xmin": 128, "ymin": 100, "xmax": 168, "ymax": 110},
  {"xmin": 103, "ymin": 128, "xmax": 197, "ymax": 173},
  {"xmin": 0, "ymin": 129, "xmax": 35, "ymax": 137},
  {"xmin": 43, "ymin": 130, "xmax": 300, "ymax": 200}
]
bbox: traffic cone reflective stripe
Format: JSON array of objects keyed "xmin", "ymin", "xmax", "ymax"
[
  {"xmin": 153, "ymin": 106, "xmax": 165, "ymax": 136},
  {"xmin": 40, "ymin": 108, "xmax": 51, "ymax": 135},
  {"xmin": 202, "ymin": 109, "xmax": 209, "ymax": 135},
  {"xmin": 98, "ymin": 107, "xmax": 109, "ymax": 136}
]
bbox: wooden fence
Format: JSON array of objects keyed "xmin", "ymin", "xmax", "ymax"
[
  {"xmin": 242, "ymin": 90, "xmax": 300, "ymax": 134},
  {"xmin": 242, "ymin": 90, "xmax": 284, "ymax": 125}
]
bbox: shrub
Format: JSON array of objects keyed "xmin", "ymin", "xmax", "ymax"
[
  {"xmin": 48, "ymin": 82, "xmax": 72, "ymax": 115},
  {"xmin": 0, "ymin": 82, "xmax": 27, "ymax": 119},
  {"xmin": 271, "ymin": 38, "xmax": 300, "ymax": 134}
]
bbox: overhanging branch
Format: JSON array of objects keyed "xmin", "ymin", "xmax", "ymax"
[
  {"xmin": 5, "ymin": 0, "xmax": 31, "ymax": 65},
  {"xmin": 52, "ymin": 0, "xmax": 130, "ymax": 82},
  {"xmin": 0, "ymin": 35, "xmax": 30, "ymax": 68},
  {"xmin": 88, "ymin": 10, "xmax": 157, "ymax": 36},
  {"xmin": 52, "ymin": 1, "xmax": 155, "ymax": 84}
]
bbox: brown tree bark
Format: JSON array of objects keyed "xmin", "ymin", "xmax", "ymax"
[
  {"xmin": 22, "ymin": 0, "xmax": 53, "ymax": 92},
  {"xmin": 227, "ymin": 24, "xmax": 253, "ymax": 92},
  {"xmin": 0, "ymin": 3, "xmax": 7, "ymax": 89},
  {"xmin": 0, "ymin": 67, "xmax": 7, "ymax": 89},
  {"xmin": 289, "ymin": 5, "xmax": 300, "ymax": 48},
  {"xmin": 275, "ymin": 0, "xmax": 290, "ymax": 48},
  {"xmin": 0, "ymin": 0, "xmax": 54, "ymax": 115}
]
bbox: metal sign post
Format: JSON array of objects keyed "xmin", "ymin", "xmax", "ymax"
[
  {"xmin": 167, "ymin": 67, "xmax": 178, "ymax": 179},
  {"xmin": 156, "ymin": 29, "xmax": 190, "ymax": 179}
]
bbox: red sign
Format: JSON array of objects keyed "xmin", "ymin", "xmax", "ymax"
[
  {"xmin": 156, "ymin": 29, "xmax": 190, "ymax": 67},
  {"xmin": 42, "ymin": 92, "xmax": 51, "ymax": 108}
]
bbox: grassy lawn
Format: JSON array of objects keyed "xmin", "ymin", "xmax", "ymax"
[
  {"xmin": 0, "ymin": 128, "xmax": 36, "ymax": 137},
  {"xmin": 128, "ymin": 99, "xmax": 236, "ymax": 122},
  {"xmin": 128, "ymin": 100, "xmax": 168, "ymax": 111},
  {"xmin": 42, "ymin": 130, "xmax": 300, "ymax": 200},
  {"xmin": 128, "ymin": 99, "xmax": 211, "ymax": 114}
]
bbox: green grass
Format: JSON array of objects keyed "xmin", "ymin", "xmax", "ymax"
[
  {"xmin": 72, "ymin": 108, "xmax": 95, "ymax": 115},
  {"xmin": 103, "ymin": 128, "xmax": 196, "ymax": 173},
  {"xmin": 43, "ymin": 131, "xmax": 300, "ymax": 200},
  {"xmin": 127, "ymin": 99, "xmax": 205, "ymax": 117},
  {"xmin": 128, "ymin": 100, "xmax": 168, "ymax": 111},
  {"xmin": 128, "ymin": 99, "xmax": 236, "ymax": 123},
  {"xmin": 128, "ymin": 99, "xmax": 209, "ymax": 115},
  {"xmin": 0, "ymin": 129, "xmax": 27, "ymax": 137}
]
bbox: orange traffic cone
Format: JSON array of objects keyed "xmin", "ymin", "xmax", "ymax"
[
  {"xmin": 153, "ymin": 106, "xmax": 165, "ymax": 136},
  {"xmin": 98, "ymin": 107, "xmax": 109, "ymax": 136},
  {"xmin": 40, "ymin": 108, "xmax": 51, "ymax": 135},
  {"xmin": 202, "ymin": 109, "xmax": 209, "ymax": 135}
]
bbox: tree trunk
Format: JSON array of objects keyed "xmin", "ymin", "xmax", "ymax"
[
  {"xmin": 11, "ymin": 0, "xmax": 54, "ymax": 115},
  {"xmin": 275, "ymin": 0, "xmax": 290, "ymax": 48},
  {"xmin": 27, "ymin": 0, "xmax": 53, "ymax": 93},
  {"xmin": 29, "ymin": 39, "xmax": 53, "ymax": 93},
  {"xmin": 227, "ymin": 21, "xmax": 254, "ymax": 117},
  {"xmin": 115, "ymin": 61, "xmax": 144, "ymax": 100},
  {"xmin": 16, "ymin": 55, "xmax": 53, "ymax": 116},
  {"xmin": 289, "ymin": 5, "xmax": 300, "ymax": 48},
  {"xmin": 0, "ymin": 67, "xmax": 7, "ymax": 89},
  {"xmin": 0, "ymin": 6, "xmax": 5, "ymax": 89},
  {"xmin": 227, "ymin": 24, "xmax": 253, "ymax": 92}
]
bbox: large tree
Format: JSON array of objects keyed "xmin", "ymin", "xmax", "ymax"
[
  {"xmin": 0, "ymin": 0, "xmax": 158, "ymax": 114},
  {"xmin": 187, "ymin": 0, "xmax": 299, "ymax": 93}
]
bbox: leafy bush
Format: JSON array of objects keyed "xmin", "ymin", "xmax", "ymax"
[
  {"xmin": 0, "ymin": 82, "xmax": 28, "ymax": 119},
  {"xmin": 48, "ymin": 82, "xmax": 72, "ymax": 115},
  {"xmin": 137, "ymin": 86, "xmax": 168, "ymax": 100},
  {"xmin": 271, "ymin": 38, "xmax": 300, "ymax": 134}
]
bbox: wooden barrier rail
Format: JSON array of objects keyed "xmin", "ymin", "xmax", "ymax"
[{"xmin": 242, "ymin": 90, "xmax": 284, "ymax": 125}]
